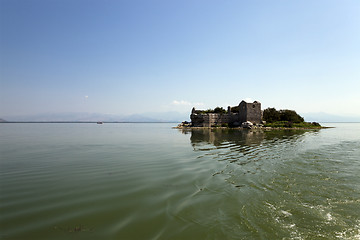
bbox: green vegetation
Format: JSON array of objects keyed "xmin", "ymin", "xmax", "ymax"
[
  {"xmin": 214, "ymin": 107, "xmax": 227, "ymax": 114},
  {"xmin": 198, "ymin": 107, "xmax": 227, "ymax": 114},
  {"xmin": 230, "ymin": 106, "xmax": 239, "ymax": 113},
  {"xmin": 264, "ymin": 121, "xmax": 322, "ymax": 128},
  {"xmin": 193, "ymin": 106, "xmax": 322, "ymax": 129},
  {"xmin": 263, "ymin": 107, "xmax": 321, "ymax": 128},
  {"xmin": 263, "ymin": 108, "xmax": 304, "ymax": 123}
]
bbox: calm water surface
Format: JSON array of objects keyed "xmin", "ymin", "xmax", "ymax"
[{"xmin": 0, "ymin": 123, "xmax": 359, "ymax": 239}]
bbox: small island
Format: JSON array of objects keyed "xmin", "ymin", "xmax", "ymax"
[{"xmin": 176, "ymin": 100, "xmax": 326, "ymax": 130}]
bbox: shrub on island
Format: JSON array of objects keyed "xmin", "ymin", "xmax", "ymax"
[
  {"xmin": 263, "ymin": 107, "xmax": 321, "ymax": 128},
  {"xmin": 264, "ymin": 121, "xmax": 322, "ymax": 128},
  {"xmin": 198, "ymin": 107, "xmax": 227, "ymax": 114},
  {"xmin": 263, "ymin": 108, "xmax": 304, "ymax": 123}
]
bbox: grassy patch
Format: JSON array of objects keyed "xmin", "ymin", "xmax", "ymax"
[{"xmin": 264, "ymin": 121, "xmax": 322, "ymax": 128}]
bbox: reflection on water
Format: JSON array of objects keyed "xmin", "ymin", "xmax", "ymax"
[
  {"xmin": 180, "ymin": 128, "xmax": 315, "ymax": 147},
  {"xmin": 175, "ymin": 127, "xmax": 360, "ymax": 239},
  {"xmin": 190, "ymin": 128, "xmax": 267, "ymax": 146},
  {"xmin": 182, "ymin": 128, "xmax": 316, "ymax": 163},
  {"xmin": 177, "ymin": 128, "xmax": 321, "ymax": 190},
  {"xmin": 1, "ymin": 123, "xmax": 360, "ymax": 240}
]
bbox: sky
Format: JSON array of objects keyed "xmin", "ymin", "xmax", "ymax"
[{"xmin": 1, "ymin": 0, "xmax": 360, "ymax": 119}]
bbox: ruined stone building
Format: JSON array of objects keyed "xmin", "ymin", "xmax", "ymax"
[{"xmin": 190, "ymin": 100, "xmax": 262, "ymax": 127}]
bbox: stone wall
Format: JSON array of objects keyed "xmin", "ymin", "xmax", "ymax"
[
  {"xmin": 190, "ymin": 100, "xmax": 262, "ymax": 127},
  {"xmin": 239, "ymin": 101, "xmax": 262, "ymax": 124},
  {"xmin": 190, "ymin": 113, "xmax": 235, "ymax": 127}
]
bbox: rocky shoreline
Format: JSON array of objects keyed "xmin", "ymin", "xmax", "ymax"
[{"xmin": 173, "ymin": 124, "xmax": 331, "ymax": 131}]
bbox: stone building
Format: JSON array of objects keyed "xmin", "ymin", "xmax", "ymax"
[
  {"xmin": 190, "ymin": 100, "xmax": 262, "ymax": 127},
  {"xmin": 239, "ymin": 100, "xmax": 262, "ymax": 124}
]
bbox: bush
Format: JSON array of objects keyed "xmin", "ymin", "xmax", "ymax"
[
  {"xmin": 263, "ymin": 108, "xmax": 280, "ymax": 123},
  {"xmin": 202, "ymin": 109, "xmax": 214, "ymax": 113},
  {"xmin": 279, "ymin": 110, "xmax": 304, "ymax": 123},
  {"xmin": 311, "ymin": 122, "xmax": 321, "ymax": 126},
  {"xmin": 264, "ymin": 121, "xmax": 322, "ymax": 128},
  {"xmin": 231, "ymin": 106, "xmax": 239, "ymax": 113},
  {"xmin": 200, "ymin": 107, "xmax": 227, "ymax": 114},
  {"xmin": 213, "ymin": 107, "xmax": 227, "ymax": 114},
  {"xmin": 284, "ymin": 121, "xmax": 293, "ymax": 128},
  {"xmin": 263, "ymin": 107, "xmax": 304, "ymax": 123}
]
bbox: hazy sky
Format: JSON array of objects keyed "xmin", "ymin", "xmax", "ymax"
[{"xmin": 1, "ymin": 0, "xmax": 359, "ymax": 117}]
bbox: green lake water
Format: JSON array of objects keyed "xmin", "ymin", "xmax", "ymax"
[{"xmin": 0, "ymin": 123, "xmax": 359, "ymax": 239}]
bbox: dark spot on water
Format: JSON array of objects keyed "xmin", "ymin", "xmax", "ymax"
[{"xmin": 54, "ymin": 224, "xmax": 94, "ymax": 233}]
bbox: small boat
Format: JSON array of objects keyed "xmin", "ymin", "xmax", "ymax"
[{"xmin": 97, "ymin": 121, "xmax": 103, "ymax": 124}]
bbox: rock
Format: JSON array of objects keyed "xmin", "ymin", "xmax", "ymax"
[{"xmin": 241, "ymin": 121, "xmax": 253, "ymax": 129}]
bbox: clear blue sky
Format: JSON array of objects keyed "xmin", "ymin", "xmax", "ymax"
[{"xmin": 1, "ymin": 0, "xmax": 359, "ymax": 118}]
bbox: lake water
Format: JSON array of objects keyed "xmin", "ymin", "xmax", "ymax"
[{"xmin": 0, "ymin": 123, "xmax": 359, "ymax": 239}]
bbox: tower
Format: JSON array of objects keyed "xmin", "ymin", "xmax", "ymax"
[{"xmin": 239, "ymin": 100, "xmax": 262, "ymax": 124}]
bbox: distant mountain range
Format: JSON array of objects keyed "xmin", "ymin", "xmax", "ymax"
[
  {"xmin": 1, "ymin": 112, "xmax": 190, "ymax": 123},
  {"xmin": 301, "ymin": 112, "xmax": 360, "ymax": 123},
  {"xmin": 1, "ymin": 112, "xmax": 359, "ymax": 123}
]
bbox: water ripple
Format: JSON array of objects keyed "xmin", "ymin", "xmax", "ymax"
[{"xmin": 1, "ymin": 123, "xmax": 360, "ymax": 239}]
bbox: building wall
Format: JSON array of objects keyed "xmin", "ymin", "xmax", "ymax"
[
  {"xmin": 239, "ymin": 101, "xmax": 247, "ymax": 124},
  {"xmin": 191, "ymin": 100, "xmax": 262, "ymax": 127},
  {"xmin": 239, "ymin": 101, "xmax": 262, "ymax": 124},
  {"xmin": 191, "ymin": 113, "xmax": 234, "ymax": 127}
]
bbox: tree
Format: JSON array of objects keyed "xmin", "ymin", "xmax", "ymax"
[
  {"xmin": 213, "ymin": 107, "xmax": 227, "ymax": 114},
  {"xmin": 263, "ymin": 108, "xmax": 304, "ymax": 123},
  {"xmin": 279, "ymin": 110, "xmax": 304, "ymax": 123},
  {"xmin": 231, "ymin": 106, "xmax": 239, "ymax": 113},
  {"xmin": 263, "ymin": 108, "xmax": 280, "ymax": 123}
]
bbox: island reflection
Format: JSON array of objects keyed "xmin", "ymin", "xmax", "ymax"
[
  {"xmin": 180, "ymin": 128, "xmax": 317, "ymax": 149},
  {"xmin": 178, "ymin": 128, "xmax": 321, "ymax": 168},
  {"xmin": 179, "ymin": 128, "xmax": 320, "ymax": 187}
]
